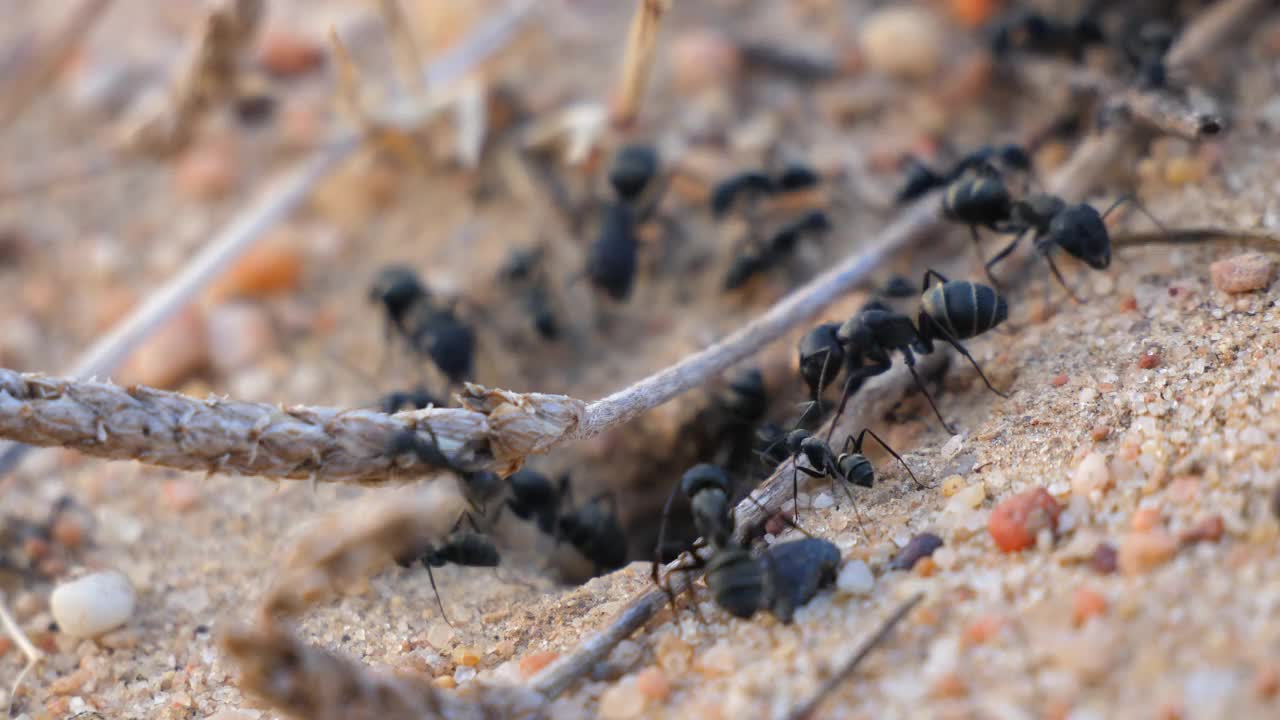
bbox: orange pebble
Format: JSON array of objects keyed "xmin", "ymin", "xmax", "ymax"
[
  {"xmin": 989, "ymin": 488, "xmax": 1061, "ymax": 552},
  {"xmin": 962, "ymin": 615, "xmax": 1002, "ymax": 645},
  {"xmin": 949, "ymin": 0, "xmax": 1002, "ymax": 27},
  {"xmin": 914, "ymin": 556, "xmax": 938, "ymax": 577},
  {"xmin": 931, "ymin": 671, "xmax": 968, "ymax": 698},
  {"xmin": 258, "ymin": 29, "xmax": 326, "ymax": 77},
  {"xmin": 0, "ymin": 636, "xmax": 13, "ymax": 658},
  {"xmin": 50, "ymin": 514, "xmax": 87, "ymax": 549},
  {"xmin": 1131, "ymin": 507, "xmax": 1162, "ymax": 532},
  {"xmin": 1071, "ymin": 587, "xmax": 1107, "ymax": 626},
  {"xmin": 518, "ymin": 651, "xmax": 559, "ymax": 678},
  {"xmin": 635, "ymin": 667, "xmax": 672, "ymax": 701},
  {"xmin": 175, "ymin": 141, "xmax": 238, "ymax": 201},
  {"xmin": 1050, "ymin": 374, "xmax": 1069, "ymax": 387},
  {"xmin": 207, "ymin": 239, "xmax": 304, "ymax": 302}
]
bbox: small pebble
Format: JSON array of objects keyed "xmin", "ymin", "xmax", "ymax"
[
  {"xmin": 1179, "ymin": 515, "xmax": 1224, "ymax": 544},
  {"xmin": 1210, "ymin": 252, "xmax": 1275, "ymax": 294},
  {"xmin": 1090, "ymin": 543, "xmax": 1118, "ymax": 574},
  {"xmin": 811, "ymin": 493, "xmax": 835, "ymax": 510},
  {"xmin": 161, "ymin": 478, "xmax": 202, "ymax": 513},
  {"xmin": 695, "ymin": 644, "xmax": 737, "ymax": 676},
  {"xmin": 889, "ymin": 532, "xmax": 943, "ymax": 571},
  {"xmin": 948, "ymin": 0, "xmax": 1000, "ymax": 27},
  {"xmin": 940, "ymin": 475, "xmax": 965, "ymax": 497},
  {"xmin": 1118, "ymin": 530, "xmax": 1178, "ymax": 575},
  {"xmin": 50, "ymin": 570, "xmax": 136, "ymax": 638},
  {"xmin": 1255, "ymin": 666, "xmax": 1280, "ymax": 699},
  {"xmin": 206, "ymin": 302, "xmax": 277, "ymax": 373},
  {"xmin": 207, "ymin": 236, "xmax": 304, "ymax": 302},
  {"xmin": 859, "ymin": 7, "xmax": 944, "ymax": 81},
  {"xmin": 258, "ymin": 29, "xmax": 326, "ymax": 77},
  {"xmin": 988, "ymin": 488, "xmax": 1061, "ymax": 553},
  {"xmin": 655, "ymin": 634, "xmax": 693, "ymax": 674},
  {"xmin": 836, "ymin": 559, "xmax": 875, "ymax": 595},
  {"xmin": 434, "ymin": 675, "xmax": 457, "ymax": 689},
  {"xmin": 518, "ymin": 651, "xmax": 558, "ymax": 678},
  {"xmin": 453, "ymin": 646, "xmax": 481, "ymax": 667},
  {"xmin": 1072, "ymin": 452, "xmax": 1112, "ymax": 497},
  {"xmin": 669, "ymin": 30, "xmax": 741, "ymax": 96},
  {"xmin": 931, "ymin": 671, "xmax": 968, "ymax": 699},
  {"xmin": 1138, "ymin": 350, "xmax": 1162, "ymax": 369},
  {"xmin": 599, "ymin": 679, "xmax": 646, "ymax": 720},
  {"xmin": 1072, "ymin": 587, "xmax": 1107, "ymax": 626},
  {"xmin": 940, "ymin": 434, "xmax": 964, "ymax": 459},
  {"xmin": 51, "ymin": 513, "xmax": 88, "ymax": 549},
  {"xmin": 946, "ymin": 481, "xmax": 986, "ymax": 512},
  {"xmin": 962, "ymin": 615, "xmax": 1001, "ymax": 645},
  {"xmin": 764, "ymin": 513, "xmax": 788, "ymax": 536},
  {"xmin": 1050, "ymin": 374, "xmax": 1070, "ymax": 387},
  {"xmin": 175, "ymin": 140, "xmax": 238, "ymax": 201},
  {"xmin": 1090, "ymin": 425, "xmax": 1111, "ymax": 442},
  {"xmin": 453, "ymin": 665, "xmax": 477, "ymax": 683},
  {"xmin": 426, "ymin": 623, "xmax": 455, "ymax": 648},
  {"xmin": 1131, "ymin": 507, "xmax": 1162, "ymax": 532},
  {"xmin": 635, "ymin": 667, "xmax": 672, "ymax": 702},
  {"xmin": 118, "ymin": 306, "xmax": 208, "ymax": 388}
]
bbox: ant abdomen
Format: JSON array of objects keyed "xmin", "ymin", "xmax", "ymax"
[
  {"xmin": 943, "ymin": 175, "xmax": 1011, "ymax": 227},
  {"xmin": 921, "ymin": 280, "xmax": 1008, "ymax": 340},
  {"xmin": 837, "ymin": 453, "xmax": 874, "ymax": 488}
]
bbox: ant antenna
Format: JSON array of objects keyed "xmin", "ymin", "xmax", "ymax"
[{"xmin": 423, "ymin": 563, "xmax": 454, "ymax": 628}]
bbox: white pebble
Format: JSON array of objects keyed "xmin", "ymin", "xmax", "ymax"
[
  {"xmin": 453, "ymin": 665, "xmax": 477, "ymax": 683},
  {"xmin": 859, "ymin": 7, "xmax": 944, "ymax": 81},
  {"xmin": 51, "ymin": 571, "xmax": 136, "ymax": 638},
  {"xmin": 945, "ymin": 482, "xmax": 986, "ymax": 513},
  {"xmin": 1072, "ymin": 452, "xmax": 1112, "ymax": 498},
  {"xmin": 837, "ymin": 560, "xmax": 875, "ymax": 595},
  {"xmin": 812, "ymin": 493, "xmax": 835, "ymax": 510},
  {"xmin": 940, "ymin": 434, "xmax": 965, "ymax": 460}
]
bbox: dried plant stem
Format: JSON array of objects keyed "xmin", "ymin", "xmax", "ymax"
[
  {"xmin": 1, "ymin": 591, "xmax": 43, "ymax": 715},
  {"xmin": 0, "ymin": 0, "xmax": 116, "ymax": 130},
  {"xmin": 786, "ymin": 592, "xmax": 924, "ymax": 720},
  {"xmin": 611, "ymin": 0, "xmax": 671, "ymax": 128},
  {"xmin": 1164, "ymin": 0, "xmax": 1269, "ymax": 72}
]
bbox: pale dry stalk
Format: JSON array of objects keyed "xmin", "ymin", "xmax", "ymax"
[
  {"xmin": 0, "ymin": 0, "xmax": 116, "ymax": 131},
  {"xmin": 0, "ymin": 591, "xmax": 43, "ymax": 715},
  {"xmin": 610, "ymin": 0, "xmax": 671, "ymax": 128}
]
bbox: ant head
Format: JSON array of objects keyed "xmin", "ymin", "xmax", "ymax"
[
  {"xmin": 508, "ymin": 468, "xmax": 557, "ymax": 506},
  {"xmin": 370, "ymin": 265, "xmax": 428, "ymax": 317},
  {"xmin": 997, "ymin": 144, "xmax": 1032, "ymax": 172},
  {"xmin": 786, "ymin": 429, "xmax": 813, "ymax": 454},
  {"xmin": 609, "ymin": 144, "xmax": 659, "ymax": 202},
  {"xmin": 837, "ymin": 453, "xmax": 875, "ymax": 488},
  {"xmin": 1050, "ymin": 203, "xmax": 1111, "ymax": 269},
  {"xmin": 798, "ymin": 323, "xmax": 845, "ymax": 393},
  {"xmin": 464, "ymin": 470, "xmax": 503, "ymax": 505},
  {"xmin": 681, "ymin": 463, "xmax": 731, "ymax": 499}
]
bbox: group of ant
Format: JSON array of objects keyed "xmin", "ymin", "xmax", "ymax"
[{"xmin": 354, "ymin": 0, "xmax": 1187, "ymax": 628}]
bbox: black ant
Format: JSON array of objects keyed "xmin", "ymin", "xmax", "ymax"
[
  {"xmin": 502, "ymin": 467, "xmax": 628, "ymax": 577},
  {"xmin": 826, "ymin": 269, "xmax": 1010, "ymax": 435},
  {"xmin": 763, "ymin": 425, "xmax": 922, "ymax": 523},
  {"xmin": 584, "ymin": 144, "xmax": 666, "ymax": 301},
  {"xmin": 498, "ymin": 247, "xmax": 559, "ymax": 340},
  {"xmin": 796, "ymin": 295, "xmax": 899, "ymax": 408},
  {"xmin": 369, "ymin": 265, "xmax": 476, "ymax": 386},
  {"xmin": 654, "ymin": 464, "xmax": 841, "ymax": 624},
  {"xmin": 394, "ymin": 513, "xmax": 500, "ymax": 627},
  {"xmin": 988, "ymin": 5, "xmax": 1106, "ymax": 62},
  {"xmin": 896, "ymin": 143, "xmax": 1033, "ymax": 205},
  {"xmin": 699, "ymin": 366, "xmax": 772, "ymax": 475},
  {"xmin": 941, "ymin": 168, "xmax": 1018, "ymax": 282},
  {"xmin": 388, "ymin": 430, "xmax": 502, "ymax": 515},
  {"xmin": 724, "ymin": 210, "xmax": 831, "ymax": 290},
  {"xmin": 984, "ymin": 193, "xmax": 1165, "ymax": 302},
  {"xmin": 376, "ymin": 386, "xmax": 443, "ymax": 413}
]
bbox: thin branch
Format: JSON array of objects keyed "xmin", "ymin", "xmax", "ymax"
[
  {"xmin": 0, "ymin": 0, "xmax": 116, "ymax": 130},
  {"xmin": 1163, "ymin": 0, "xmax": 1269, "ymax": 72},
  {"xmin": 0, "ymin": 0, "xmax": 537, "ymax": 478},
  {"xmin": 786, "ymin": 592, "xmax": 924, "ymax": 720},
  {"xmin": 1, "ymin": 591, "xmax": 43, "ymax": 716},
  {"xmin": 610, "ymin": 0, "xmax": 671, "ymax": 128}
]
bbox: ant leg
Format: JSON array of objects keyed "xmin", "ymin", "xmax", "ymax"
[
  {"xmin": 1102, "ymin": 193, "xmax": 1171, "ymax": 236},
  {"xmin": 926, "ymin": 322, "xmax": 1010, "ymax": 400},
  {"xmin": 967, "ymin": 226, "xmax": 997, "ymax": 285},
  {"xmin": 1042, "ymin": 251, "xmax": 1084, "ymax": 304},
  {"xmin": 424, "ymin": 564, "xmax": 454, "ymax": 628},
  {"xmin": 984, "ymin": 230, "xmax": 1026, "ymax": 285},
  {"xmin": 920, "ymin": 268, "xmax": 950, "ymax": 293},
  {"xmin": 903, "ymin": 352, "xmax": 957, "ymax": 435},
  {"xmin": 653, "ymin": 481, "xmax": 683, "ymax": 590},
  {"xmin": 857, "ymin": 428, "xmax": 924, "ymax": 489},
  {"xmin": 823, "ymin": 361, "xmax": 889, "ymax": 443}
]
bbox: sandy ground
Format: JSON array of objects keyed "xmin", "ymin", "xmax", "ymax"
[{"xmin": 2, "ymin": 1, "xmax": 1280, "ymax": 719}]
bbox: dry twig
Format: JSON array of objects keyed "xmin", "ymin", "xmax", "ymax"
[
  {"xmin": 0, "ymin": 0, "xmax": 116, "ymax": 131},
  {"xmin": 1163, "ymin": 0, "xmax": 1270, "ymax": 72},
  {"xmin": 610, "ymin": 0, "xmax": 671, "ymax": 128},
  {"xmin": 787, "ymin": 592, "xmax": 924, "ymax": 720},
  {"xmin": 1, "ymin": 591, "xmax": 43, "ymax": 715}
]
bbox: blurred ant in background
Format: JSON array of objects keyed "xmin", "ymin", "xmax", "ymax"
[{"xmin": 369, "ymin": 265, "xmax": 477, "ymax": 391}]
